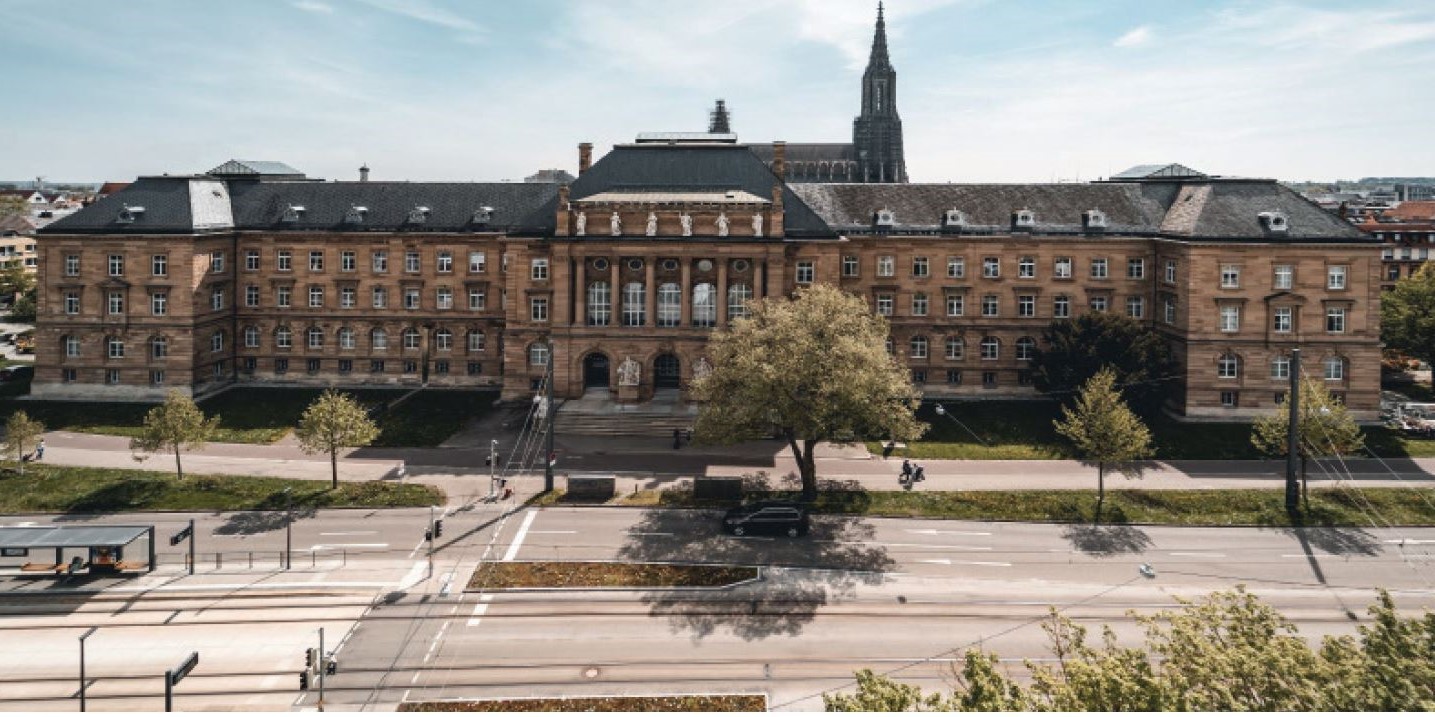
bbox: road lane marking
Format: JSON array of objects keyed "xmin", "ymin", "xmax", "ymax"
[
  {"xmin": 1169, "ymin": 552, "xmax": 1227, "ymax": 558},
  {"xmin": 396, "ymin": 561, "xmax": 427, "ymax": 590},
  {"xmin": 502, "ymin": 510, "xmax": 539, "ymax": 562},
  {"xmin": 467, "ymin": 601, "xmax": 491, "ymax": 627},
  {"xmin": 837, "ymin": 541, "xmax": 991, "ymax": 550},
  {"xmin": 918, "ymin": 558, "xmax": 1012, "ymax": 567},
  {"xmin": 1384, "ymin": 539, "xmax": 1435, "ymax": 545},
  {"xmin": 1282, "ymin": 554, "xmax": 1340, "ymax": 559},
  {"xmin": 905, "ymin": 529, "xmax": 992, "ymax": 536},
  {"xmin": 527, "ymin": 530, "xmax": 576, "ymax": 534},
  {"xmin": 309, "ymin": 543, "xmax": 389, "ymax": 550},
  {"xmin": 918, "ymin": 559, "xmax": 951, "ymax": 565},
  {"xmin": 629, "ymin": 531, "xmax": 673, "ymax": 536},
  {"xmin": 320, "ymin": 531, "xmax": 377, "ymax": 536}
]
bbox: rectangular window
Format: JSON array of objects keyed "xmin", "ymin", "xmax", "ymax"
[
  {"xmin": 1054, "ymin": 295, "xmax": 1070, "ymax": 318},
  {"xmin": 1271, "ymin": 357, "xmax": 1290, "ymax": 380},
  {"xmin": 982, "ymin": 371, "xmax": 997, "ymax": 388},
  {"xmin": 151, "ymin": 292, "xmax": 166, "ymax": 316},
  {"xmin": 1089, "ymin": 296, "xmax": 1108, "ymax": 312},
  {"xmin": 277, "ymin": 286, "xmax": 291, "ymax": 308},
  {"xmin": 981, "ymin": 294, "xmax": 998, "ymax": 317},
  {"xmin": 1164, "ymin": 259, "xmax": 1177, "ymax": 283},
  {"xmin": 62, "ymin": 368, "xmax": 77, "ymax": 383},
  {"xmin": 1090, "ymin": 258, "xmax": 1108, "ymax": 279},
  {"xmin": 1325, "ymin": 358, "xmax": 1345, "ymax": 381},
  {"xmin": 308, "ymin": 251, "xmax": 323, "ymax": 272},
  {"xmin": 1054, "ymin": 257, "xmax": 1072, "ymax": 279},
  {"xmin": 912, "ymin": 256, "xmax": 929, "ymax": 278},
  {"xmin": 211, "ymin": 251, "xmax": 224, "ymax": 273},
  {"xmin": 530, "ymin": 296, "xmax": 549, "ymax": 321},
  {"xmin": 946, "ymin": 369, "xmax": 962, "ymax": 385},
  {"xmin": 277, "ymin": 251, "xmax": 292, "ymax": 271},
  {"xmin": 211, "ymin": 288, "xmax": 224, "ymax": 311},
  {"xmin": 64, "ymin": 254, "xmax": 80, "ymax": 276},
  {"xmin": 876, "ymin": 294, "xmax": 893, "ymax": 316},
  {"xmin": 245, "ymin": 250, "xmax": 260, "ymax": 271},
  {"xmin": 945, "ymin": 338, "xmax": 963, "ymax": 360},
  {"xmin": 1220, "ymin": 305, "xmax": 1240, "ymax": 332},
  {"xmin": 468, "ymin": 331, "xmax": 485, "ymax": 351},
  {"xmin": 403, "ymin": 360, "xmax": 418, "ymax": 375},
  {"xmin": 150, "ymin": 369, "xmax": 164, "ymax": 386},
  {"xmin": 1273, "ymin": 307, "xmax": 1292, "ymax": 332},
  {"xmin": 946, "ymin": 294, "xmax": 964, "ymax": 317},
  {"xmin": 372, "ymin": 287, "xmax": 387, "ymax": 309},
  {"xmin": 1327, "ymin": 265, "xmax": 1347, "ymax": 290},
  {"xmin": 108, "ymin": 254, "xmax": 124, "ymax": 276},
  {"xmin": 1326, "ymin": 307, "xmax": 1346, "ymax": 333},
  {"xmin": 1164, "ymin": 297, "xmax": 1176, "ymax": 324},
  {"xmin": 152, "ymin": 254, "xmax": 168, "ymax": 276},
  {"xmin": 404, "ymin": 287, "xmax": 420, "ymax": 310},
  {"xmin": 340, "ymin": 287, "xmax": 356, "ymax": 308},
  {"xmin": 842, "ymin": 255, "xmax": 859, "ymax": 277},
  {"xmin": 341, "ymin": 251, "xmax": 356, "ymax": 272},
  {"xmin": 1220, "ymin": 264, "xmax": 1240, "ymax": 288},
  {"xmin": 106, "ymin": 369, "xmax": 121, "ymax": 385},
  {"xmin": 434, "ymin": 360, "xmax": 449, "ymax": 375},
  {"xmin": 307, "ymin": 358, "xmax": 321, "ymax": 374},
  {"xmin": 469, "ymin": 251, "xmax": 486, "ymax": 273},
  {"xmin": 372, "ymin": 250, "xmax": 388, "ymax": 273},
  {"xmin": 108, "ymin": 291, "xmax": 124, "ymax": 315},
  {"xmin": 436, "ymin": 287, "xmax": 453, "ymax": 310},
  {"xmin": 370, "ymin": 360, "xmax": 385, "ymax": 374},
  {"xmin": 64, "ymin": 292, "xmax": 79, "ymax": 314},
  {"xmin": 245, "ymin": 285, "xmax": 259, "ymax": 307},
  {"xmin": 531, "ymin": 258, "xmax": 549, "ymax": 280},
  {"xmin": 983, "ymin": 257, "xmax": 1000, "ymax": 278},
  {"xmin": 877, "ymin": 255, "xmax": 895, "ymax": 277},
  {"xmin": 437, "ymin": 251, "xmax": 453, "ymax": 273},
  {"xmin": 1126, "ymin": 296, "xmax": 1144, "ymax": 318},
  {"xmin": 1127, "ymin": 258, "xmax": 1145, "ymax": 279},
  {"xmin": 469, "ymin": 288, "xmax": 486, "ymax": 310},
  {"xmin": 911, "ymin": 369, "xmax": 927, "ymax": 384},
  {"xmin": 1018, "ymin": 257, "xmax": 1035, "ymax": 279},
  {"xmin": 796, "ymin": 261, "xmax": 815, "ymax": 284},
  {"xmin": 1018, "ymin": 294, "xmax": 1035, "ymax": 317},
  {"xmin": 467, "ymin": 361, "xmax": 482, "ymax": 375},
  {"xmin": 405, "ymin": 251, "xmax": 420, "ymax": 273},
  {"xmin": 1221, "ymin": 391, "xmax": 1238, "ymax": 408},
  {"xmin": 946, "ymin": 257, "xmax": 965, "ymax": 279},
  {"xmin": 308, "ymin": 286, "xmax": 323, "ymax": 308},
  {"xmin": 1273, "ymin": 264, "xmax": 1293, "ymax": 290},
  {"xmin": 339, "ymin": 359, "xmax": 353, "ymax": 374},
  {"xmin": 911, "ymin": 293, "xmax": 928, "ymax": 317}
]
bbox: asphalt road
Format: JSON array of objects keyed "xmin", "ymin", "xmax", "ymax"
[{"xmin": 3, "ymin": 504, "xmax": 1433, "ymax": 711}]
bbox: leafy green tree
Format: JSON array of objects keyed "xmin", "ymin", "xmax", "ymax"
[
  {"xmin": 3, "ymin": 410, "xmax": 44, "ymax": 475},
  {"xmin": 129, "ymin": 390, "xmax": 219, "ymax": 480},
  {"xmin": 295, "ymin": 389, "xmax": 380, "ymax": 489},
  {"xmin": 1381, "ymin": 263, "xmax": 1435, "ymax": 381},
  {"xmin": 1251, "ymin": 378, "xmax": 1365, "ymax": 509},
  {"xmin": 1053, "ymin": 368, "xmax": 1153, "ymax": 518},
  {"xmin": 0, "ymin": 264, "xmax": 35, "ymax": 301},
  {"xmin": 0, "ymin": 195, "xmax": 24, "ymax": 218},
  {"xmin": 691, "ymin": 284, "xmax": 924, "ymax": 499},
  {"xmin": 1030, "ymin": 312, "xmax": 1177, "ymax": 415},
  {"xmin": 8, "ymin": 291, "xmax": 35, "ymax": 322}
]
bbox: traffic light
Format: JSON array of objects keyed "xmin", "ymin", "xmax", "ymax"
[
  {"xmin": 326, "ymin": 659, "xmax": 337, "ymax": 676},
  {"xmin": 424, "ymin": 529, "xmax": 433, "ymax": 542},
  {"xmin": 299, "ymin": 671, "xmax": 309, "ymax": 690},
  {"xmin": 433, "ymin": 520, "xmax": 444, "ymax": 538},
  {"xmin": 305, "ymin": 648, "xmax": 315, "ymax": 669}
]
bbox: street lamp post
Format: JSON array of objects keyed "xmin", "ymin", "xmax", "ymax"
[
  {"xmin": 283, "ymin": 487, "xmax": 293, "ymax": 570},
  {"xmin": 79, "ymin": 626, "xmax": 97, "ymax": 712},
  {"xmin": 488, "ymin": 439, "xmax": 498, "ymax": 501},
  {"xmin": 544, "ymin": 339, "xmax": 555, "ymax": 492},
  {"xmin": 932, "ymin": 403, "xmax": 990, "ymax": 446}
]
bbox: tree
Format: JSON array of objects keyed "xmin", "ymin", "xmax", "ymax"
[
  {"xmin": 0, "ymin": 195, "xmax": 24, "ymax": 219},
  {"xmin": 828, "ymin": 587, "xmax": 1435, "ymax": 712},
  {"xmin": 0, "ymin": 264, "xmax": 35, "ymax": 302},
  {"xmin": 295, "ymin": 389, "xmax": 380, "ymax": 489},
  {"xmin": 129, "ymin": 390, "xmax": 219, "ymax": 480},
  {"xmin": 8, "ymin": 292, "xmax": 35, "ymax": 322},
  {"xmin": 3, "ymin": 410, "xmax": 44, "ymax": 475},
  {"xmin": 1030, "ymin": 312, "xmax": 1177, "ymax": 415},
  {"xmin": 1251, "ymin": 377, "xmax": 1365, "ymax": 509},
  {"xmin": 1052, "ymin": 368, "xmax": 1153, "ymax": 518},
  {"xmin": 1381, "ymin": 263, "xmax": 1435, "ymax": 384},
  {"xmin": 691, "ymin": 284, "xmax": 924, "ymax": 499}
]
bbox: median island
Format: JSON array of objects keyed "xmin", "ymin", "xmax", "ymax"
[
  {"xmin": 468, "ymin": 561, "xmax": 756, "ymax": 590},
  {"xmin": 401, "ymin": 695, "xmax": 765, "ymax": 712}
]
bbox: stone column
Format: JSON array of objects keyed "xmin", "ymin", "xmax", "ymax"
[
  {"xmin": 574, "ymin": 258, "xmax": 585, "ymax": 326},
  {"xmin": 716, "ymin": 258, "xmax": 729, "ymax": 327},
  {"xmin": 644, "ymin": 256, "xmax": 656, "ymax": 327},
  {"xmin": 680, "ymin": 258, "xmax": 693, "ymax": 327},
  {"xmin": 609, "ymin": 256, "xmax": 620, "ymax": 326}
]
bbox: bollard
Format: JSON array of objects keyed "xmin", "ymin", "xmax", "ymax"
[
  {"xmin": 248, "ymin": 552, "xmax": 253, "ymax": 569},
  {"xmin": 216, "ymin": 553, "xmax": 222, "ymax": 570},
  {"xmin": 311, "ymin": 551, "xmax": 316, "ymax": 568}
]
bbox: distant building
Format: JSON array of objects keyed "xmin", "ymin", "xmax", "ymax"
[
  {"xmin": 524, "ymin": 169, "xmax": 576, "ymax": 184},
  {"xmin": 0, "ymin": 214, "xmax": 39, "ymax": 272}
]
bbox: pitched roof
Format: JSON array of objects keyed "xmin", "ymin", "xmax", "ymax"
[
  {"xmin": 1154, "ymin": 180, "xmax": 1367, "ymax": 240},
  {"xmin": 207, "ymin": 160, "xmax": 306, "ymax": 178},
  {"xmin": 39, "ymin": 177, "xmax": 233, "ymax": 235},
  {"xmin": 1387, "ymin": 200, "xmax": 1435, "ymax": 222},
  {"xmin": 227, "ymin": 181, "xmax": 557, "ymax": 234},
  {"xmin": 748, "ymin": 143, "xmax": 856, "ymax": 163},
  {"xmin": 96, "ymin": 181, "xmax": 131, "ymax": 196},
  {"xmin": 1110, "ymin": 163, "xmax": 1207, "ymax": 180},
  {"xmin": 570, "ymin": 143, "xmax": 835, "ymax": 237},
  {"xmin": 0, "ymin": 214, "xmax": 37, "ymax": 235}
]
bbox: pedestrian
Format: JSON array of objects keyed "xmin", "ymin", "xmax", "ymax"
[
  {"xmin": 882, "ymin": 441, "xmax": 895, "ymax": 459},
  {"xmin": 673, "ymin": 428, "xmax": 682, "ymax": 450},
  {"xmin": 913, "ymin": 464, "xmax": 925, "ymax": 482},
  {"xmin": 34, "ymin": 439, "xmax": 44, "ymax": 461},
  {"xmin": 684, "ymin": 428, "xmax": 693, "ymax": 445},
  {"xmin": 900, "ymin": 459, "xmax": 912, "ymax": 480}
]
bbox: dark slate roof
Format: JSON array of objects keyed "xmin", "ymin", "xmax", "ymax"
[
  {"xmin": 790, "ymin": 183, "xmax": 1166, "ymax": 234},
  {"xmin": 570, "ymin": 144, "xmax": 835, "ymax": 237},
  {"xmin": 748, "ymin": 143, "xmax": 856, "ymax": 163},
  {"xmin": 1155, "ymin": 180, "xmax": 1371, "ymax": 241},
  {"xmin": 227, "ymin": 181, "xmax": 558, "ymax": 234},
  {"xmin": 40, "ymin": 176, "xmax": 233, "ymax": 235}
]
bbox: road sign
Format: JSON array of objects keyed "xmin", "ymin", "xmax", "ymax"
[{"xmin": 170, "ymin": 652, "xmax": 199, "ymax": 685}]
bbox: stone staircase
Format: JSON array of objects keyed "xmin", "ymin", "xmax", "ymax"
[{"xmin": 554, "ymin": 389, "xmax": 699, "ymax": 436}]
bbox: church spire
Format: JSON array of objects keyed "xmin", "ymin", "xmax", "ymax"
[
  {"xmin": 868, "ymin": 2, "xmax": 891, "ymax": 71},
  {"xmin": 708, "ymin": 99, "xmax": 731, "ymax": 134},
  {"xmin": 852, "ymin": 2, "xmax": 907, "ymax": 182}
]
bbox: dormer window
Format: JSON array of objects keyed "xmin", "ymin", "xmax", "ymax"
[
  {"xmin": 943, "ymin": 209, "xmax": 968, "ymax": 228},
  {"xmin": 344, "ymin": 206, "xmax": 368, "ymax": 224},
  {"xmin": 407, "ymin": 206, "xmax": 430, "ymax": 224},
  {"xmin": 1084, "ymin": 209, "xmax": 1107, "ymax": 229},
  {"xmin": 1013, "ymin": 209, "xmax": 1035, "ymax": 228},
  {"xmin": 281, "ymin": 205, "xmax": 306, "ymax": 223},
  {"xmin": 117, "ymin": 204, "xmax": 145, "ymax": 224},
  {"xmin": 1259, "ymin": 211, "xmax": 1289, "ymax": 234},
  {"xmin": 874, "ymin": 209, "xmax": 896, "ymax": 227},
  {"xmin": 472, "ymin": 206, "xmax": 494, "ymax": 224}
]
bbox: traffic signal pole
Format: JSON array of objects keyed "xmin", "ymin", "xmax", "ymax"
[
  {"xmin": 187, "ymin": 519, "xmax": 194, "ymax": 576},
  {"xmin": 544, "ymin": 339, "xmax": 555, "ymax": 492},
  {"xmin": 1285, "ymin": 348, "xmax": 1301, "ymax": 513}
]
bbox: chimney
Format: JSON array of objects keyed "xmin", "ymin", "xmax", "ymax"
[
  {"xmin": 359, "ymin": 164, "xmax": 370, "ymax": 182},
  {"xmin": 771, "ymin": 141, "xmax": 786, "ymax": 181},
  {"xmin": 578, "ymin": 143, "xmax": 593, "ymax": 175}
]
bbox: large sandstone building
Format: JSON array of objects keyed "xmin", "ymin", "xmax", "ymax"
[{"xmin": 34, "ymin": 9, "xmax": 1381, "ymax": 420}]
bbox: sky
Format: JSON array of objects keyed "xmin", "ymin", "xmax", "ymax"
[{"xmin": 3, "ymin": 0, "xmax": 1434, "ymax": 184}]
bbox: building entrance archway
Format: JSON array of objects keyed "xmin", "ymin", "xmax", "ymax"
[
  {"xmin": 583, "ymin": 353, "xmax": 611, "ymax": 389},
  {"xmin": 654, "ymin": 354, "xmax": 681, "ymax": 389}
]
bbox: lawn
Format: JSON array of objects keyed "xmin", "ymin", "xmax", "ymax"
[
  {"xmin": 468, "ymin": 561, "xmax": 756, "ymax": 589},
  {"xmin": 401, "ymin": 696, "xmax": 766, "ymax": 712},
  {"xmin": 874, "ymin": 400, "xmax": 1435, "ymax": 461},
  {"xmin": 606, "ymin": 486, "xmax": 1435, "ymax": 527},
  {"xmin": 0, "ymin": 463, "xmax": 442, "ymax": 513},
  {"xmin": 0, "ymin": 386, "xmax": 498, "ymax": 447}
]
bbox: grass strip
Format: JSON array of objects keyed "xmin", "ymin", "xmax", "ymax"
[
  {"xmin": 0, "ymin": 464, "xmax": 442, "ymax": 513},
  {"xmin": 595, "ymin": 487, "xmax": 1435, "ymax": 527},
  {"xmin": 401, "ymin": 695, "xmax": 766, "ymax": 712},
  {"xmin": 468, "ymin": 561, "xmax": 756, "ymax": 590}
]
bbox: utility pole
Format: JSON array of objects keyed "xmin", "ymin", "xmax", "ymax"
[
  {"xmin": 187, "ymin": 519, "xmax": 195, "ymax": 576},
  {"xmin": 79, "ymin": 627, "xmax": 97, "ymax": 712},
  {"xmin": 544, "ymin": 338, "xmax": 555, "ymax": 492},
  {"xmin": 317, "ymin": 627, "xmax": 325, "ymax": 710},
  {"xmin": 488, "ymin": 439, "xmax": 498, "ymax": 501},
  {"xmin": 1285, "ymin": 348, "xmax": 1301, "ymax": 513},
  {"xmin": 283, "ymin": 487, "xmax": 293, "ymax": 570}
]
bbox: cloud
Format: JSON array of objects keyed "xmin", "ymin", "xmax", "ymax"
[
  {"xmin": 1113, "ymin": 25, "xmax": 1151, "ymax": 47},
  {"xmin": 353, "ymin": 0, "xmax": 483, "ymax": 36},
  {"xmin": 293, "ymin": 1, "xmax": 333, "ymax": 14}
]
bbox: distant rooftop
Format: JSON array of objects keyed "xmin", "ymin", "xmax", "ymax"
[
  {"xmin": 207, "ymin": 160, "xmax": 306, "ymax": 179},
  {"xmin": 635, "ymin": 132, "xmax": 739, "ymax": 144},
  {"xmin": 1109, "ymin": 163, "xmax": 1208, "ymax": 181}
]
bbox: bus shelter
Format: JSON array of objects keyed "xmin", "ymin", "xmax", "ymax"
[{"xmin": 0, "ymin": 525, "xmax": 155, "ymax": 575}]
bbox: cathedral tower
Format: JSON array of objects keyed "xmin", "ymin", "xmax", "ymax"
[{"xmin": 852, "ymin": 3, "xmax": 908, "ymax": 183}]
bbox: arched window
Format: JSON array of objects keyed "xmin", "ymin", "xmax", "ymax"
[
  {"xmin": 1016, "ymin": 336, "xmax": 1036, "ymax": 361},
  {"xmin": 467, "ymin": 329, "xmax": 485, "ymax": 352},
  {"xmin": 657, "ymin": 282, "xmax": 681, "ymax": 327},
  {"xmin": 980, "ymin": 337, "xmax": 1000, "ymax": 360},
  {"xmin": 62, "ymin": 335, "xmax": 79, "ymax": 358},
  {"xmin": 622, "ymin": 282, "xmax": 646, "ymax": 326},
  {"xmin": 909, "ymin": 335, "xmax": 928, "ymax": 359},
  {"xmin": 402, "ymin": 328, "xmax": 421, "ymax": 350},
  {"xmin": 150, "ymin": 336, "xmax": 167, "ymax": 359},
  {"xmin": 371, "ymin": 328, "xmax": 388, "ymax": 350},
  {"xmin": 211, "ymin": 330, "xmax": 225, "ymax": 353},
  {"xmin": 106, "ymin": 336, "xmax": 125, "ymax": 359},
  {"xmin": 945, "ymin": 336, "xmax": 964, "ymax": 360},
  {"xmin": 1217, "ymin": 352, "xmax": 1240, "ymax": 379},
  {"xmin": 338, "ymin": 327, "xmax": 355, "ymax": 350},
  {"xmin": 884, "ymin": 337, "xmax": 894, "ymax": 355},
  {"xmin": 727, "ymin": 283, "xmax": 752, "ymax": 320},
  {"xmin": 692, "ymin": 282, "xmax": 717, "ymax": 327},
  {"xmin": 243, "ymin": 325, "xmax": 260, "ymax": 348},
  {"xmin": 276, "ymin": 326, "xmax": 292, "ymax": 349},
  {"xmin": 435, "ymin": 328, "xmax": 453, "ymax": 350},
  {"xmin": 529, "ymin": 342, "xmax": 549, "ymax": 366},
  {"xmin": 1323, "ymin": 356, "xmax": 1345, "ymax": 381},
  {"xmin": 587, "ymin": 281, "xmax": 611, "ymax": 326}
]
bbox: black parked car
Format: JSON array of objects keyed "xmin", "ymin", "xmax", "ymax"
[{"xmin": 722, "ymin": 501, "xmax": 810, "ymax": 537}]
